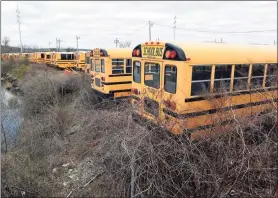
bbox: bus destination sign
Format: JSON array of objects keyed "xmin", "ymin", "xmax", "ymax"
[{"xmin": 141, "ymin": 46, "xmax": 165, "ymax": 59}]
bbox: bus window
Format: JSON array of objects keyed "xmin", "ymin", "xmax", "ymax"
[
  {"xmin": 61, "ymin": 54, "xmax": 67, "ymax": 60},
  {"xmin": 191, "ymin": 65, "xmax": 211, "ymax": 96},
  {"xmin": 251, "ymin": 63, "xmax": 265, "ymax": 89},
  {"xmin": 112, "ymin": 59, "xmax": 124, "ymax": 74},
  {"xmin": 41, "ymin": 54, "xmax": 45, "ymax": 59},
  {"xmin": 133, "ymin": 61, "xmax": 141, "ymax": 83},
  {"xmin": 91, "ymin": 59, "xmax": 94, "ymax": 71},
  {"xmin": 233, "ymin": 64, "xmax": 250, "ymax": 91},
  {"xmin": 265, "ymin": 63, "xmax": 277, "ymax": 87},
  {"xmin": 164, "ymin": 65, "xmax": 177, "ymax": 94},
  {"xmin": 46, "ymin": 55, "xmax": 51, "ymax": 59},
  {"xmin": 85, "ymin": 57, "xmax": 90, "ymax": 65},
  {"xmin": 214, "ymin": 65, "xmax": 232, "ymax": 93},
  {"xmin": 95, "ymin": 59, "xmax": 101, "ymax": 72},
  {"xmin": 126, "ymin": 59, "xmax": 132, "ymax": 73},
  {"xmin": 101, "ymin": 59, "xmax": 105, "ymax": 73},
  {"xmin": 144, "ymin": 63, "xmax": 160, "ymax": 89}
]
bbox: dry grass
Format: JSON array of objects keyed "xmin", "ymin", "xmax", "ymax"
[{"xmin": 1, "ymin": 62, "xmax": 277, "ymax": 197}]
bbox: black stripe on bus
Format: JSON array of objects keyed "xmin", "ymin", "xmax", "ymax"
[
  {"xmin": 110, "ymin": 89, "xmax": 131, "ymax": 93},
  {"xmin": 184, "ymin": 87, "xmax": 278, "ymax": 103},
  {"xmin": 108, "ymin": 74, "xmax": 132, "ymax": 77},
  {"xmin": 164, "ymin": 98, "xmax": 278, "ymax": 119},
  {"xmin": 102, "ymin": 81, "xmax": 132, "ymax": 85},
  {"xmin": 131, "ymin": 95, "xmax": 140, "ymax": 101}
]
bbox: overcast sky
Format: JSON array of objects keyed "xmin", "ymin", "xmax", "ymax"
[{"xmin": 1, "ymin": 1, "xmax": 277, "ymax": 49}]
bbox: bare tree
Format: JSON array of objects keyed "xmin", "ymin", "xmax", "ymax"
[
  {"xmin": 2, "ymin": 36, "xmax": 10, "ymax": 47},
  {"xmin": 119, "ymin": 41, "xmax": 131, "ymax": 48}
]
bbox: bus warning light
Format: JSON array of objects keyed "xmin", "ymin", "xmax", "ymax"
[
  {"xmin": 136, "ymin": 49, "xmax": 141, "ymax": 56},
  {"xmin": 165, "ymin": 50, "xmax": 171, "ymax": 59},
  {"xmin": 170, "ymin": 51, "xmax": 177, "ymax": 59},
  {"xmin": 101, "ymin": 77, "xmax": 105, "ymax": 81}
]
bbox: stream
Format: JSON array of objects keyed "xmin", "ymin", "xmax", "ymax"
[{"xmin": 1, "ymin": 86, "xmax": 23, "ymax": 148}]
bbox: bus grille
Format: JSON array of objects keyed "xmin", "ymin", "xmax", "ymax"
[
  {"xmin": 95, "ymin": 78, "xmax": 101, "ymax": 87},
  {"xmin": 144, "ymin": 97, "xmax": 159, "ymax": 117}
]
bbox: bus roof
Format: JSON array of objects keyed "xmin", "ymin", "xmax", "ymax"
[
  {"xmin": 104, "ymin": 48, "xmax": 132, "ymax": 58},
  {"xmin": 139, "ymin": 41, "xmax": 277, "ymax": 64},
  {"xmin": 54, "ymin": 52, "xmax": 75, "ymax": 54}
]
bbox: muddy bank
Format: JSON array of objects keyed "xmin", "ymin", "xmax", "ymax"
[{"xmin": 1, "ymin": 72, "xmax": 23, "ymax": 96}]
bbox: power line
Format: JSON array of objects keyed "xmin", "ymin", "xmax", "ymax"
[
  {"xmin": 16, "ymin": 4, "xmax": 23, "ymax": 53},
  {"xmin": 76, "ymin": 36, "xmax": 80, "ymax": 51},
  {"xmin": 56, "ymin": 38, "xmax": 62, "ymax": 52},
  {"xmin": 173, "ymin": 16, "xmax": 177, "ymax": 41},
  {"xmin": 149, "ymin": 21, "xmax": 154, "ymax": 41},
  {"xmin": 154, "ymin": 23, "xmax": 277, "ymax": 34},
  {"xmin": 114, "ymin": 38, "xmax": 119, "ymax": 48}
]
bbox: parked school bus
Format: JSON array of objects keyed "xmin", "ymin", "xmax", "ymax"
[
  {"xmin": 131, "ymin": 41, "xmax": 277, "ymax": 140},
  {"xmin": 35, "ymin": 52, "xmax": 47, "ymax": 64},
  {"xmin": 44, "ymin": 52, "xmax": 52, "ymax": 65},
  {"xmin": 84, "ymin": 51, "xmax": 92, "ymax": 73},
  {"xmin": 74, "ymin": 51, "xmax": 87, "ymax": 71},
  {"xmin": 50, "ymin": 52, "xmax": 75, "ymax": 69},
  {"xmin": 90, "ymin": 48, "xmax": 132, "ymax": 99}
]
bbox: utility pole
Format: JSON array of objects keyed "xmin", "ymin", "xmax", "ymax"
[
  {"xmin": 49, "ymin": 42, "xmax": 51, "ymax": 52},
  {"xmin": 221, "ymin": 38, "xmax": 223, "ymax": 43},
  {"xmin": 173, "ymin": 16, "xmax": 177, "ymax": 41},
  {"xmin": 76, "ymin": 36, "xmax": 80, "ymax": 51},
  {"xmin": 114, "ymin": 38, "xmax": 119, "ymax": 48},
  {"xmin": 148, "ymin": 21, "xmax": 154, "ymax": 41},
  {"xmin": 16, "ymin": 4, "xmax": 23, "ymax": 53},
  {"xmin": 56, "ymin": 38, "xmax": 62, "ymax": 52},
  {"xmin": 274, "ymin": 40, "xmax": 276, "ymax": 45}
]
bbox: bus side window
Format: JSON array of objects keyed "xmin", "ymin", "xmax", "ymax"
[
  {"xmin": 144, "ymin": 62, "xmax": 160, "ymax": 89},
  {"xmin": 61, "ymin": 54, "xmax": 66, "ymax": 60},
  {"xmin": 265, "ymin": 63, "xmax": 277, "ymax": 87},
  {"xmin": 85, "ymin": 57, "xmax": 90, "ymax": 65},
  {"xmin": 214, "ymin": 65, "xmax": 232, "ymax": 93},
  {"xmin": 112, "ymin": 59, "xmax": 124, "ymax": 74},
  {"xmin": 126, "ymin": 59, "xmax": 132, "ymax": 73},
  {"xmin": 191, "ymin": 65, "xmax": 212, "ymax": 96},
  {"xmin": 101, "ymin": 59, "xmax": 105, "ymax": 73},
  {"xmin": 233, "ymin": 64, "xmax": 250, "ymax": 91},
  {"xmin": 164, "ymin": 65, "xmax": 177, "ymax": 94},
  {"xmin": 251, "ymin": 64, "xmax": 265, "ymax": 89},
  {"xmin": 133, "ymin": 61, "xmax": 141, "ymax": 83},
  {"xmin": 91, "ymin": 59, "xmax": 94, "ymax": 71}
]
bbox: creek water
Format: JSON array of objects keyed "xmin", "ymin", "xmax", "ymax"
[{"xmin": 1, "ymin": 86, "xmax": 23, "ymax": 147}]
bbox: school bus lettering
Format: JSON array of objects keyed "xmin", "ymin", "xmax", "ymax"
[{"xmin": 142, "ymin": 46, "xmax": 164, "ymax": 59}]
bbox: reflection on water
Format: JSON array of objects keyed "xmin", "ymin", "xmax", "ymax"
[{"xmin": 1, "ymin": 86, "xmax": 23, "ymax": 146}]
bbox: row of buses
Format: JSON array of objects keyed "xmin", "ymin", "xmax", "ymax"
[
  {"xmin": 1, "ymin": 51, "xmax": 86, "ymax": 70},
  {"xmin": 1, "ymin": 42, "xmax": 277, "ymax": 140}
]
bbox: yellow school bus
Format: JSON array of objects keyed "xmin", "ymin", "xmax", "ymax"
[
  {"xmin": 50, "ymin": 52, "xmax": 75, "ymax": 69},
  {"xmin": 131, "ymin": 41, "xmax": 277, "ymax": 140},
  {"xmin": 90, "ymin": 48, "xmax": 133, "ymax": 99},
  {"xmin": 84, "ymin": 51, "xmax": 92, "ymax": 73},
  {"xmin": 34, "ymin": 52, "xmax": 47, "ymax": 64},
  {"xmin": 1, "ymin": 53, "xmax": 9, "ymax": 61},
  {"xmin": 44, "ymin": 52, "xmax": 52, "ymax": 65},
  {"xmin": 74, "ymin": 51, "xmax": 87, "ymax": 71}
]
